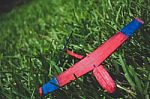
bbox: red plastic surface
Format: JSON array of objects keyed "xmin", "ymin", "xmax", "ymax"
[
  {"xmin": 39, "ymin": 87, "xmax": 43, "ymax": 96},
  {"xmin": 57, "ymin": 32, "xmax": 128, "ymax": 87},
  {"xmin": 93, "ymin": 65, "xmax": 116, "ymax": 93},
  {"xmin": 135, "ymin": 18, "xmax": 144, "ymax": 24},
  {"xmin": 66, "ymin": 50, "xmax": 84, "ymax": 59}
]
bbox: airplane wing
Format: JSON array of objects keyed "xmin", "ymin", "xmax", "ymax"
[{"xmin": 93, "ymin": 65, "xmax": 116, "ymax": 93}]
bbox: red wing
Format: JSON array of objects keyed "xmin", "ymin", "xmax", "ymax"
[
  {"xmin": 93, "ymin": 65, "xmax": 116, "ymax": 93},
  {"xmin": 66, "ymin": 50, "xmax": 84, "ymax": 59}
]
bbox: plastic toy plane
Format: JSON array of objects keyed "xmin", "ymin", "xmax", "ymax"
[{"xmin": 39, "ymin": 18, "xmax": 144, "ymax": 96}]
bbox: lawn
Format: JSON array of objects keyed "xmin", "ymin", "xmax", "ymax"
[{"xmin": 0, "ymin": 0, "xmax": 150, "ymax": 99}]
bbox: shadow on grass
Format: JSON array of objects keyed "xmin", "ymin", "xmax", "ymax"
[{"xmin": 0, "ymin": 0, "xmax": 31, "ymax": 14}]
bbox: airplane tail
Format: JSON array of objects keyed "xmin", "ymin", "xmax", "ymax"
[{"xmin": 93, "ymin": 65, "xmax": 116, "ymax": 93}]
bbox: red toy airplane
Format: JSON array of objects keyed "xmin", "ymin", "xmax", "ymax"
[{"xmin": 39, "ymin": 18, "xmax": 144, "ymax": 96}]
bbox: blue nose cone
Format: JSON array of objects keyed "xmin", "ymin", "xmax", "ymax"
[
  {"xmin": 40, "ymin": 77, "xmax": 59, "ymax": 96},
  {"xmin": 121, "ymin": 18, "xmax": 144, "ymax": 36}
]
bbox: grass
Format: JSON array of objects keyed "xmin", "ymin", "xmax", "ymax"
[{"xmin": 0, "ymin": 0, "xmax": 150, "ymax": 99}]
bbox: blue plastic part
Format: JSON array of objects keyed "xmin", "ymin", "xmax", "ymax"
[
  {"xmin": 42, "ymin": 77, "xmax": 59, "ymax": 96},
  {"xmin": 120, "ymin": 19, "xmax": 143, "ymax": 36}
]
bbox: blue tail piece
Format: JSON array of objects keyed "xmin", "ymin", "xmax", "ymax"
[
  {"xmin": 39, "ymin": 77, "xmax": 59, "ymax": 96},
  {"xmin": 121, "ymin": 18, "xmax": 144, "ymax": 36}
]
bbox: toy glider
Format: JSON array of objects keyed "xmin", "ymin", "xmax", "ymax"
[{"xmin": 39, "ymin": 18, "xmax": 144, "ymax": 96}]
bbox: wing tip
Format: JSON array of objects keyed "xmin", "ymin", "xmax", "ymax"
[{"xmin": 135, "ymin": 18, "xmax": 144, "ymax": 24}]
